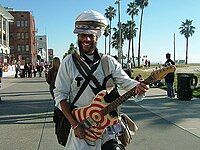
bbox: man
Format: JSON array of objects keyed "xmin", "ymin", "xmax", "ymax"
[
  {"xmin": 164, "ymin": 53, "xmax": 175, "ymax": 98},
  {"xmin": 54, "ymin": 10, "xmax": 148, "ymax": 150}
]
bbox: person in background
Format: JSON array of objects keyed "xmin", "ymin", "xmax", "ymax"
[
  {"xmin": 0, "ymin": 67, "xmax": 2, "ymax": 102},
  {"xmin": 46, "ymin": 57, "xmax": 60, "ymax": 100},
  {"xmin": 32, "ymin": 66, "xmax": 37, "ymax": 77},
  {"xmin": 164, "ymin": 53, "xmax": 175, "ymax": 98},
  {"xmin": 36, "ymin": 64, "xmax": 43, "ymax": 77},
  {"xmin": 28, "ymin": 63, "xmax": 32, "ymax": 78},
  {"xmin": 54, "ymin": 10, "xmax": 148, "ymax": 150},
  {"xmin": 15, "ymin": 64, "xmax": 20, "ymax": 78},
  {"xmin": 44, "ymin": 64, "xmax": 49, "ymax": 79},
  {"xmin": 24, "ymin": 63, "xmax": 29, "ymax": 78}
]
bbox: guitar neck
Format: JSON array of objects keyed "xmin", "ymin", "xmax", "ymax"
[{"xmin": 101, "ymin": 75, "xmax": 156, "ymax": 116}]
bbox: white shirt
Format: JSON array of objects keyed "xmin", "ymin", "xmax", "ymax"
[{"xmin": 54, "ymin": 53, "xmax": 139, "ymax": 150}]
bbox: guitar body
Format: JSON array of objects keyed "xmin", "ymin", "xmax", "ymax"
[{"xmin": 72, "ymin": 90, "xmax": 119, "ymax": 142}]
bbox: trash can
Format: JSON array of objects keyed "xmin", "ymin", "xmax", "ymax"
[{"xmin": 177, "ymin": 73, "xmax": 198, "ymax": 100}]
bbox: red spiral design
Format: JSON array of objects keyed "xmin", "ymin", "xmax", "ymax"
[{"xmin": 72, "ymin": 90, "xmax": 119, "ymax": 141}]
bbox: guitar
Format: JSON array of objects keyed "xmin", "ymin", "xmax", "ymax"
[{"xmin": 72, "ymin": 65, "xmax": 176, "ymax": 141}]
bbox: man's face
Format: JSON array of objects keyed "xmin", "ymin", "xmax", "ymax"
[{"xmin": 78, "ymin": 34, "xmax": 97, "ymax": 54}]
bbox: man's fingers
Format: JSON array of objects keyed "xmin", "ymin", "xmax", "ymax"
[
  {"xmin": 140, "ymin": 83, "xmax": 149, "ymax": 90},
  {"xmin": 74, "ymin": 125, "xmax": 86, "ymax": 139},
  {"xmin": 135, "ymin": 83, "xmax": 148, "ymax": 95}
]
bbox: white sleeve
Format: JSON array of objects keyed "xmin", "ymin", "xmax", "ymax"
[
  {"xmin": 108, "ymin": 56, "xmax": 139, "ymax": 91},
  {"xmin": 54, "ymin": 56, "xmax": 71, "ymax": 109},
  {"xmin": 108, "ymin": 56, "xmax": 146, "ymax": 102}
]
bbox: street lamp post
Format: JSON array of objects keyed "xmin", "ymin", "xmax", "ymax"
[{"xmin": 115, "ymin": 0, "xmax": 122, "ymax": 64}]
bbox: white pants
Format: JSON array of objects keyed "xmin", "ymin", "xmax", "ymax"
[{"xmin": 65, "ymin": 123, "xmax": 122, "ymax": 150}]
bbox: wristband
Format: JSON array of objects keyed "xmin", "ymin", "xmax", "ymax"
[{"xmin": 72, "ymin": 124, "xmax": 79, "ymax": 130}]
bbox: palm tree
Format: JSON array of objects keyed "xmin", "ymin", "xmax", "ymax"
[
  {"xmin": 135, "ymin": 0, "xmax": 149, "ymax": 67},
  {"xmin": 63, "ymin": 43, "xmax": 76, "ymax": 59},
  {"xmin": 121, "ymin": 23, "xmax": 128, "ymax": 65},
  {"xmin": 112, "ymin": 27, "xmax": 125, "ymax": 51},
  {"xmin": 112, "ymin": 24, "xmax": 126, "ymax": 65},
  {"xmin": 127, "ymin": 2, "xmax": 139, "ymax": 67},
  {"xmin": 179, "ymin": 19, "xmax": 195, "ymax": 64},
  {"xmin": 105, "ymin": 6, "xmax": 116, "ymax": 55},
  {"xmin": 103, "ymin": 25, "xmax": 110, "ymax": 54},
  {"xmin": 112, "ymin": 27, "xmax": 120, "ymax": 50},
  {"xmin": 124, "ymin": 21, "xmax": 137, "ymax": 67},
  {"xmin": 123, "ymin": 21, "xmax": 131, "ymax": 66}
]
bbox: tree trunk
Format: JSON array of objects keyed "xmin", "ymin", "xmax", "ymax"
[
  {"xmin": 109, "ymin": 21, "xmax": 112, "ymax": 55},
  {"xmin": 137, "ymin": 8, "xmax": 144, "ymax": 68},
  {"xmin": 127, "ymin": 39, "xmax": 131, "ymax": 68},
  {"xmin": 131, "ymin": 17, "xmax": 135, "ymax": 68},
  {"xmin": 173, "ymin": 33, "xmax": 176, "ymax": 62},
  {"xmin": 185, "ymin": 37, "xmax": 188, "ymax": 64},
  {"xmin": 105, "ymin": 36, "xmax": 107, "ymax": 54}
]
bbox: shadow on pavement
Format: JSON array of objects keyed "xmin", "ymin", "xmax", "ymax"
[
  {"xmin": 0, "ymin": 90, "xmax": 49, "ymax": 97},
  {"xmin": 0, "ymin": 85, "xmax": 54, "ymax": 125},
  {"xmin": 121, "ymin": 97, "xmax": 200, "ymax": 127}
]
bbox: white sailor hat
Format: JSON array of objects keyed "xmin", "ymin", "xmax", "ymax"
[{"xmin": 74, "ymin": 10, "xmax": 108, "ymax": 38}]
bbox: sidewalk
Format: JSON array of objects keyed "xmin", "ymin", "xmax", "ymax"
[
  {"xmin": 120, "ymin": 87, "xmax": 200, "ymax": 138},
  {"xmin": 0, "ymin": 78, "xmax": 199, "ymax": 150},
  {"xmin": 139, "ymin": 88, "xmax": 200, "ymax": 138},
  {"xmin": 0, "ymin": 77, "xmax": 63, "ymax": 150}
]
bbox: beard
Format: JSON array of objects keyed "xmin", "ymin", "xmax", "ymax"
[{"xmin": 78, "ymin": 40, "xmax": 97, "ymax": 55}]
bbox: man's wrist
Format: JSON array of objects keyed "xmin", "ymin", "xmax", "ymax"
[{"xmin": 72, "ymin": 123, "xmax": 79, "ymax": 130}]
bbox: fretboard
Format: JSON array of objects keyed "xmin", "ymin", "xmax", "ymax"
[{"xmin": 101, "ymin": 75, "xmax": 156, "ymax": 116}]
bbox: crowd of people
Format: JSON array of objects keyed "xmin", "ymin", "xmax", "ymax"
[
  {"xmin": 15, "ymin": 63, "xmax": 49, "ymax": 78},
  {"xmin": 142, "ymin": 55, "xmax": 151, "ymax": 68}
]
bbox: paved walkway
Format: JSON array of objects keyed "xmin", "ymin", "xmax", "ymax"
[
  {"xmin": 0, "ymin": 77, "xmax": 199, "ymax": 150},
  {"xmin": 119, "ymin": 87, "xmax": 200, "ymax": 138},
  {"xmin": 140, "ymin": 88, "xmax": 200, "ymax": 138}
]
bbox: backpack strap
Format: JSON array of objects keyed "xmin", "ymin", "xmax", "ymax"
[{"xmin": 101, "ymin": 54, "xmax": 114, "ymax": 90}]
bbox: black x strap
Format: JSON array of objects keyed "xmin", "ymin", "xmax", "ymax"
[{"xmin": 71, "ymin": 51, "xmax": 103, "ymax": 106}]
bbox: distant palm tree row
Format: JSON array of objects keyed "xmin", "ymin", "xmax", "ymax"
[
  {"xmin": 66, "ymin": 0, "xmax": 195, "ymax": 65},
  {"xmin": 103, "ymin": 0, "xmax": 196, "ymax": 66},
  {"xmin": 104, "ymin": 0, "xmax": 149, "ymax": 68}
]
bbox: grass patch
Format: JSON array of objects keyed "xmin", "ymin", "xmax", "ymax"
[{"xmin": 193, "ymin": 86, "xmax": 200, "ymax": 98}]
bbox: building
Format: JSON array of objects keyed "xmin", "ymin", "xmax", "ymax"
[
  {"xmin": 8, "ymin": 10, "xmax": 37, "ymax": 67},
  {"xmin": 36, "ymin": 35, "xmax": 48, "ymax": 63},
  {"xmin": 0, "ymin": 5, "xmax": 14, "ymax": 69}
]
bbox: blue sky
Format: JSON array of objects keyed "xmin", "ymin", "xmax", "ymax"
[{"xmin": 1, "ymin": 0, "xmax": 200, "ymax": 63}]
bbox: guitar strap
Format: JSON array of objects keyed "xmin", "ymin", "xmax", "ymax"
[
  {"xmin": 101, "ymin": 55, "xmax": 113, "ymax": 89},
  {"xmin": 73, "ymin": 52, "xmax": 102, "ymax": 89},
  {"xmin": 101, "ymin": 55, "xmax": 119, "ymax": 93},
  {"xmin": 71, "ymin": 51, "xmax": 103, "ymax": 106}
]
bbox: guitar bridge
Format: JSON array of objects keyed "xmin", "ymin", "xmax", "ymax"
[{"xmin": 82, "ymin": 117, "xmax": 97, "ymax": 128}]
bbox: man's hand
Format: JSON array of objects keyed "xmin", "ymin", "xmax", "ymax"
[
  {"xmin": 73, "ymin": 124, "xmax": 86, "ymax": 139},
  {"xmin": 135, "ymin": 82, "xmax": 149, "ymax": 95}
]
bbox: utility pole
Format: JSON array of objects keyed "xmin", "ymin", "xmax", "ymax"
[
  {"xmin": 173, "ymin": 33, "xmax": 176, "ymax": 62},
  {"xmin": 115, "ymin": 0, "xmax": 122, "ymax": 64}
]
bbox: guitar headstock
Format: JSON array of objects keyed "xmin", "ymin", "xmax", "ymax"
[{"xmin": 151, "ymin": 65, "xmax": 176, "ymax": 81}]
